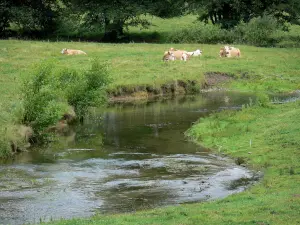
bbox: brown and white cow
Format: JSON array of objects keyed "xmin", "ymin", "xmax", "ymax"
[
  {"xmin": 219, "ymin": 46, "xmax": 241, "ymax": 58},
  {"xmin": 61, "ymin": 48, "xmax": 87, "ymax": 55},
  {"xmin": 187, "ymin": 49, "xmax": 202, "ymax": 57},
  {"xmin": 167, "ymin": 48, "xmax": 190, "ymax": 61},
  {"xmin": 162, "ymin": 51, "xmax": 176, "ymax": 62}
]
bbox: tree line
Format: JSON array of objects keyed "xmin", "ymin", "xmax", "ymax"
[{"xmin": 1, "ymin": 0, "xmax": 299, "ymax": 41}]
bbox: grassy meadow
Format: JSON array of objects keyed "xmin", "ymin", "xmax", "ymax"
[
  {"xmin": 1, "ymin": 40, "xmax": 300, "ymax": 98},
  {"xmin": 1, "ymin": 39, "xmax": 300, "ymax": 155}
]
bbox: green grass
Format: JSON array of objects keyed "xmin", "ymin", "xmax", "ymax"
[
  {"xmin": 128, "ymin": 14, "xmax": 198, "ymax": 34},
  {"xmin": 1, "ymin": 39, "xmax": 300, "ymax": 158},
  {"xmin": 1, "ymin": 40, "xmax": 300, "ymax": 97},
  {"xmin": 127, "ymin": 14, "xmax": 198, "ymax": 43}
]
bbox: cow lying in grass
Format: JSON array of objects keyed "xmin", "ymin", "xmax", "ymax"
[
  {"xmin": 187, "ymin": 49, "xmax": 202, "ymax": 57},
  {"xmin": 162, "ymin": 50, "xmax": 189, "ymax": 62},
  {"xmin": 162, "ymin": 51, "xmax": 176, "ymax": 61},
  {"xmin": 219, "ymin": 46, "xmax": 241, "ymax": 58},
  {"xmin": 167, "ymin": 47, "xmax": 202, "ymax": 60},
  {"xmin": 61, "ymin": 48, "xmax": 87, "ymax": 55},
  {"xmin": 164, "ymin": 48, "xmax": 190, "ymax": 61}
]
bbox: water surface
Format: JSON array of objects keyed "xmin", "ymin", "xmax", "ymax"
[{"xmin": 0, "ymin": 92, "xmax": 274, "ymax": 224}]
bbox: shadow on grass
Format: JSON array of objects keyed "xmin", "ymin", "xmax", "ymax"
[{"xmin": 1, "ymin": 30, "xmax": 167, "ymax": 44}]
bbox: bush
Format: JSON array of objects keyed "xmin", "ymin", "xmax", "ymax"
[
  {"xmin": 167, "ymin": 22, "xmax": 234, "ymax": 44},
  {"xmin": 166, "ymin": 15, "xmax": 288, "ymax": 47},
  {"xmin": 255, "ymin": 93, "xmax": 271, "ymax": 108},
  {"xmin": 59, "ymin": 59, "xmax": 110, "ymax": 118},
  {"xmin": 235, "ymin": 15, "xmax": 280, "ymax": 46},
  {"xmin": 0, "ymin": 113, "xmax": 14, "ymax": 158},
  {"xmin": 22, "ymin": 61, "xmax": 69, "ymax": 135},
  {"xmin": 21, "ymin": 59, "xmax": 110, "ymax": 138},
  {"xmin": 0, "ymin": 102, "xmax": 27, "ymax": 158}
]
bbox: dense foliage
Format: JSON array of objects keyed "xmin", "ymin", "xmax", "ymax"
[
  {"xmin": 0, "ymin": 0, "xmax": 60, "ymax": 36},
  {"xmin": 22, "ymin": 59, "xmax": 110, "ymax": 137},
  {"xmin": 61, "ymin": 0, "xmax": 188, "ymax": 41},
  {"xmin": 194, "ymin": 0, "xmax": 300, "ymax": 29},
  {"xmin": 167, "ymin": 14, "xmax": 283, "ymax": 46},
  {"xmin": 1, "ymin": 0, "xmax": 299, "ymax": 43}
]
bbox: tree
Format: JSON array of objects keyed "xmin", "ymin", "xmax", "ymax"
[
  {"xmin": 0, "ymin": 1, "xmax": 10, "ymax": 34},
  {"xmin": 1, "ymin": 0, "xmax": 61, "ymax": 36},
  {"xmin": 193, "ymin": 0, "xmax": 300, "ymax": 29},
  {"xmin": 63, "ymin": 0, "xmax": 188, "ymax": 41}
]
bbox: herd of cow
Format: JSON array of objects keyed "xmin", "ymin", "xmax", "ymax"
[
  {"xmin": 61, "ymin": 45, "xmax": 241, "ymax": 60},
  {"xmin": 162, "ymin": 46, "xmax": 241, "ymax": 62}
]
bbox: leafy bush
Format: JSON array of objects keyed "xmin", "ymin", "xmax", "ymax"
[
  {"xmin": 0, "ymin": 112, "xmax": 14, "ymax": 158},
  {"xmin": 235, "ymin": 15, "xmax": 280, "ymax": 46},
  {"xmin": 255, "ymin": 93, "xmax": 271, "ymax": 108},
  {"xmin": 0, "ymin": 102, "xmax": 28, "ymax": 157},
  {"xmin": 58, "ymin": 59, "xmax": 110, "ymax": 118},
  {"xmin": 166, "ymin": 22, "xmax": 233, "ymax": 44},
  {"xmin": 21, "ymin": 59, "xmax": 110, "ymax": 137},
  {"xmin": 166, "ymin": 15, "xmax": 289, "ymax": 47},
  {"xmin": 22, "ymin": 61, "xmax": 69, "ymax": 135}
]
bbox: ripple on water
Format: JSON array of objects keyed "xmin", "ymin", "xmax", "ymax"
[{"xmin": 0, "ymin": 92, "xmax": 265, "ymax": 224}]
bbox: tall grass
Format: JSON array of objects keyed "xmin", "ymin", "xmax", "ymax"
[{"xmin": 0, "ymin": 58, "xmax": 110, "ymax": 155}]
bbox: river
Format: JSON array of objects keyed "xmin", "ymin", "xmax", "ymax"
[{"xmin": 2, "ymin": 91, "xmax": 297, "ymax": 225}]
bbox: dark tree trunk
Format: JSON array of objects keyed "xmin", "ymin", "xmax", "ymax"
[
  {"xmin": 209, "ymin": 12, "xmax": 215, "ymax": 24},
  {"xmin": 102, "ymin": 18, "xmax": 124, "ymax": 42}
]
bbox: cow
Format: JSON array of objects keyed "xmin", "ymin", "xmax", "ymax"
[
  {"xmin": 61, "ymin": 48, "xmax": 87, "ymax": 55},
  {"xmin": 219, "ymin": 46, "xmax": 241, "ymax": 58},
  {"xmin": 167, "ymin": 48, "xmax": 190, "ymax": 61},
  {"xmin": 162, "ymin": 51, "xmax": 176, "ymax": 62},
  {"xmin": 187, "ymin": 49, "xmax": 202, "ymax": 57}
]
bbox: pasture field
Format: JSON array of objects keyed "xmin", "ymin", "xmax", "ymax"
[
  {"xmin": 1, "ymin": 40, "xmax": 300, "ymax": 101},
  {"xmin": 1, "ymin": 39, "xmax": 300, "ymax": 224},
  {"xmin": 1, "ymin": 40, "xmax": 300, "ymax": 156}
]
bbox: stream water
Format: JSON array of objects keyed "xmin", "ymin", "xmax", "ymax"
[{"xmin": 1, "ymin": 91, "xmax": 298, "ymax": 225}]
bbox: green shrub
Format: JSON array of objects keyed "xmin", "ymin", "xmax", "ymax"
[
  {"xmin": 255, "ymin": 93, "xmax": 271, "ymax": 108},
  {"xmin": 0, "ymin": 102, "xmax": 27, "ymax": 158},
  {"xmin": 236, "ymin": 15, "xmax": 280, "ymax": 46},
  {"xmin": 22, "ymin": 61, "xmax": 69, "ymax": 135},
  {"xmin": 167, "ymin": 22, "xmax": 233, "ymax": 44},
  {"xmin": 166, "ymin": 15, "xmax": 288, "ymax": 47},
  {"xmin": 21, "ymin": 59, "xmax": 110, "ymax": 137},
  {"xmin": 57, "ymin": 59, "xmax": 110, "ymax": 118},
  {"xmin": 0, "ymin": 113, "xmax": 13, "ymax": 158}
]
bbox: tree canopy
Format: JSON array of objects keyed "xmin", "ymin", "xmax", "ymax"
[
  {"xmin": 194, "ymin": 0, "xmax": 300, "ymax": 28},
  {"xmin": 61, "ymin": 0, "xmax": 188, "ymax": 41},
  {"xmin": 1, "ymin": 0, "xmax": 300, "ymax": 40},
  {"xmin": 0, "ymin": 0, "xmax": 60, "ymax": 35}
]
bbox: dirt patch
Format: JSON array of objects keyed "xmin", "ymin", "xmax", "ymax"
[
  {"xmin": 108, "ymin": 72, "xmax": 234, "ymax": 102},
  {"xmin": 109, "ymin": 92, "xmax": 157, "ymax": 103},
  {"xmin": 204, "ymin": 72, "xmax": 233, "ymax": 88}
]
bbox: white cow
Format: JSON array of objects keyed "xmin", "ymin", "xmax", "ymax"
[
  {"xmin": 61, "ymin": 48, "xmax": 87, "ymax": 55},
  {"xmin": 187, "ymin": 49, "xmax": 202, "ymax": 57}
]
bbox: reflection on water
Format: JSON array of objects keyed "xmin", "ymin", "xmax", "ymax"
[{"xmin": 0, "ymin": 91, "xmax": 272, "ymax": 225}]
